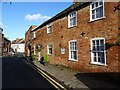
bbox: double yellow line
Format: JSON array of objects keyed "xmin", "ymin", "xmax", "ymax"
[{"xmin": 28, "ymin": 62, "xmax": 67, "ymax": 90}]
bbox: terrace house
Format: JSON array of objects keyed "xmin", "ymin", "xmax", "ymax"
[
  {"xmin": 25, "ymin": 1, "xmax": 120, "ymax": 72},
  {"xmin": 25, "ymin": 25, "xmax": 37, "ymax": 57}
]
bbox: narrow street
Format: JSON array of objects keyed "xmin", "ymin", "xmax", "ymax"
[{"xmin": 2, "ymin": 55, "xmax": 55, "ymax": 88}]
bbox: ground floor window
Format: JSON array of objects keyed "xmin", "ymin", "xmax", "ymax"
[
  {"xmin": 91, "ymin": 38, "xmax": 106, "ymax": 65},
  {"xmin": 69, "ymin": 40, "xmax": 78, "ymax": 61},
  {"xmin": 47, "ymin": 44, "xmax": 52, "ymax": 55},
  {"xmin": 34, "ymin": 45, "xmax": 36, "ymax": 55}
]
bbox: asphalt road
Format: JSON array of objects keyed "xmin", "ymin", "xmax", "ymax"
[{"xmin": 2, "ymin": 55, "xmax": 55, "ymax": 89}]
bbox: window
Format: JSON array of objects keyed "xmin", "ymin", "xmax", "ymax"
[
  {"xmin": 33, "ymin": 31, "xmax": 36, "ymax": 38},
  {"xmin": 69, "ymin": 40, "xmax": 78, "ymax": 61},
  {"xmin": 91, "ymin": 38, "xmax": 106, "ymax": 65},
  {"xmin": 30, "ymin": 32, "xmax": 32, "ymax": 39},
  {"xmin": 90, "ymin": 0, "xmax": 104, "ymax": 21},
  {"xmin": 68, "ymin": 11, "xmax": 77, "ymax": 28},
  {"xmin": 47, "ymin": 23, "xmax": 52, "ymax": 34},
  {"xmin": 34, "ymin": 45, "xmax": 36, "ymax": 55},
  {"xmin": 47, "ymin": 44, "xmax": 52, "ymax": 55}
]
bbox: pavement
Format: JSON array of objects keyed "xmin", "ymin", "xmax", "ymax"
[{"xmin": 25, "ymin": 57, "xmax": 120, "ymax": 89}]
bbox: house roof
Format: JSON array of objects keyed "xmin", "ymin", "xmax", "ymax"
[
  {"xmin": 0, "ymin": 27, "xmax": 3, "ymax": 34},
  {"xmin": 0, "ymin": 27, "xmax": 3, "ymax": 31},
  {"xmin": 31, "ymin": 25, "xmax": 38, "ymax": 31},
  {"xmin": 25, "ymin": 25, "xmax": 37, "ymax": 34},
  {"xmin": 12, "ymin": 38, "xmax": 25, "ymax": 44},
  {"xmin": 4, "ymin": 37, "xmax": 11, "ymax": 43},
  {"xmin": 32, "ymin": 2, "xmax": 89, "ymax": 32}
]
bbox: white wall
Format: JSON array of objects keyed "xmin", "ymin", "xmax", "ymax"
[{"xmin": 11, "ymin": 44, "xmax": 25, "ymax": 53}]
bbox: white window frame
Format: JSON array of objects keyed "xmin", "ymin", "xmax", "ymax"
[
  {"xmin": 47, "ymin": 23, "xmax": 52, "ymax": 34},
  {"xmin": 69, "ymin": 40, "xmax": 78, "ymax": 61},
  {"xmin": 33, "ymin": 31, "xmax": 36, "ymax": 38},
  {"xmin": 68, "ymin": 11, "xmax": 77, "ymax": 28},
  {"xmin": 90, "ymin": 38, "xmax": 107, "ymax": 66},
  {"xmin": 47, "ymin": 44, "xmax": 52, "ymax": 55},
  {"xmin": 34, "ymin": 44, "xmax": 36, "ymax": 55},
  {"xmin": 90, "ymin": 0, "xmax": 105, "ymax": 22}
]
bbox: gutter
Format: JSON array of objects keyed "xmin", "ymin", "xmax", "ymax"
[{"xmin": 32, "ymin": 2, "xmax": 90, "ymax": 32}]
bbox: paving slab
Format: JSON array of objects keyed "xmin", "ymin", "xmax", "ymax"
[{"xmin": 27, "ymin": 59, "xmax": 120, "ymax": 89}]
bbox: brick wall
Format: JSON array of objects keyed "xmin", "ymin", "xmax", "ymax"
[
  {"xmin": 3, "ymin": 38, "xmax": 11, "ymax": 55},
  {"xmin": 27, "ymin": 2, "xmax": 119, "ymax": 72},
  {"xmin": 25, "ymin": 25, "xmax": 37, "ymax": 57},
  {"xmin": 0, "ymin": 33, "xmax": 3, "ymax": 56}
]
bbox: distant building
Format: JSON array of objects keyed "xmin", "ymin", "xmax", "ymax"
[
  {"xmin": 25, "ymin": 25, "xmax": 37, "ymax": 57},
  {"xmin": 0, "ymin": 27, "xmax": 3, "ymax": 56},
  {"xmin": 0, "ymin": 27, "xmax": 11, "ymax": 56},
  {"xmin": 3, "ymin": 37, "xmax": 11, "ymax": 56},
  {"xmin": 11, "ymin": 38, "xmax": 25, "ymax": 54}
]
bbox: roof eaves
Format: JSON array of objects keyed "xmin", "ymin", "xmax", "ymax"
[
  {"xmin": 31, "ymin": 26, "xmax": 38, "ymax": 32},
  {"xmin": 0, "ymin": 27, "xmax": 3, "ymax": 31},
  {"xmin": 4, "ymin": 37, "xmax": 11, "ymax": 43},
  {"xmin": 19, "ymin": 39, "xmax": 25, "ymax": 43},
  {"xmin": 33, "ymin": 2, "xmax": 89, "ymax": 32}
]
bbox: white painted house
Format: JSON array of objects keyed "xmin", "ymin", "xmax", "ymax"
[{"xmin": 11, "ymin": 38, "xmax": 25, "ymax": 53}]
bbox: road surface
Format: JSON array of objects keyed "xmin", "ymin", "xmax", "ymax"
[{"xmin": 2, "ymin": 55, "xmax": 55, "ymax": 89}]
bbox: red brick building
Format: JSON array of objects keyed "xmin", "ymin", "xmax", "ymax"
[
  {"xmin": 25, "ymin": 25, "xmax": 37, "ymax": 57},
  {"xmin": 25, "ymin": 1, "xmax": 120, "ymax": 72},
  {"xmin": 0, "ymin": 27, "xmax": 3, "ymax": 56},
  {"xmin": 0, "ymin": 27, "xmax": 11, "ymax": 56},
  {"xmin": 3, "ymin": 37, "xmax": 11, "ymax": 56}
]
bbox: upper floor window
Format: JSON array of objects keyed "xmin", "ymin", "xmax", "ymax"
[
  {"xmin": 90, "ymin": 0, "xmax": 104, "ymax": 21},
  {"xmin": 47, "ymin": 44, "xmax": 52, "ymax": 55},
  {"xmin": 68, "ymin": 11, "xmax": 77, "ymax": 28},
  {"xmin": 90, "ymin": 38, "xmax": 106, "ymax": 66},
  {"xmin": 47, "ymin": 23, "xmax": 52, "ymax": 34},
  {"xmin": 69, "ymin": 40, "xmax": 78, "ymax": 61}
]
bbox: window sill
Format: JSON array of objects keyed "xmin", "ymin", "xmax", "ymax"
[
  {"xmin": 32, "ymin": 38, "xmax": 36, "ymax": 40},
  {"xmin": 68, "ymin": 59, "xmax": 78, "ymax": 62},
  {"xmin": 48, "ymin": 54, "xmax": 52, "ymax": 56},
  {"xmin": 89, "ymin": 16, "xmax": 106, "ymax": 23},
  {"xmin": 68, "ymin": 25, "xmax": 77, "ymax": 29},
  {"xmin": 47, "ymin": 33, "xmax": 52, "ymax": 35},
  {"xmin": 90, "ymin": 62, "xmax": 107, "ymax": 66}
]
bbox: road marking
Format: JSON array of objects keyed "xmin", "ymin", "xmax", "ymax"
[
  {"xmin": 29, "ymin": 63, "xmax": 67, "ymax": 90},
  {"xmin": 31, "ymin": 64, "xmax": 61, "ymax": 89},
  {"xmin": 37, "ymin": 68, "xmax": 66, "ymax": 89},
  {"xmin": 22, "ymin": 59, "xmax": 67, "ymax": 90},
  {"xmin": 40, "ymin": 71, "xmax": 60, "ymax": 89}
]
